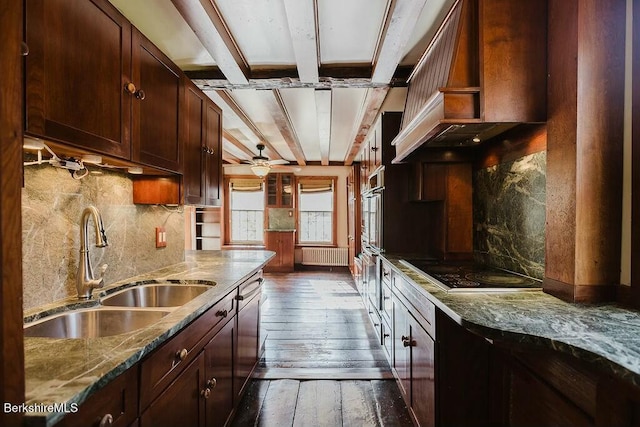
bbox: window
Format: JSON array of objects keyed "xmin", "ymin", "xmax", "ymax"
[
  {"xmin": 298, "ymin": 178, "xmax": 336, "ymax": 245},
  {"xmin": 228, "ymin": 178, "xmax": 264, "ymax": 244}
]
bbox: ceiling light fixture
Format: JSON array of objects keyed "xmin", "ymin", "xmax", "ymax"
[{"xmin": 251, "ymin": 164, "xmax": 270, "ymax": 177}]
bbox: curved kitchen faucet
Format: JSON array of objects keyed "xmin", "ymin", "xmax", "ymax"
[{"xmin": 77, "ymin": 206, "xmax": 109, "ymax": 299}]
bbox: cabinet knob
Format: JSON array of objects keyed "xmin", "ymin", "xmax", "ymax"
[
  {"xmin": 98, "ymin": 414, "xmax": 113, "ymax": 427},
  {"xmin": 402, "ymin": 337, "xmax": 416, "ymax": 348},
  {"xmin": 201, "ymin": 388, "xmax": 211, "ymax": 399},
  {"xmin": 135, "ymin": 89, "xmax": 146, "ymax": 100},
  {"xmin": 207, "ymin": 378, "xmax": 217, "ymax": 389},
  {"xmin": 176, "ymin": 348, "xmax": 188, "ymax": 361},
  {"xmin": 124, "ymin": 82, "xmax": 137, "ymax": 94},
  {"xmin": 215, "ymin": 309, "xmax": 228, "ymax": 318}
]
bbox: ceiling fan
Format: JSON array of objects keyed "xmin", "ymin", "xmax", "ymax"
[{"xmin": 238, "ymin": 144, "xmax": 292, "ymax": 177}]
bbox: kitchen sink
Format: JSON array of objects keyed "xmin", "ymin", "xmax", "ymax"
[
  {"xmin": 101, "ymin": 283, "xmax": 211, "ymax": 308},
  {"xmin": 24, "ymin": 308, "xmax": 170, "ymax": 339}
]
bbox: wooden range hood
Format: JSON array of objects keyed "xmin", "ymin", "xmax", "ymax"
[{"xmin": 392, "ymin": 0, "xmax": 547, "ymax": 162}]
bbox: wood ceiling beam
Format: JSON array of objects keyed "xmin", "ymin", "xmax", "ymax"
[
  {"xmin": 215, "ymin": 90, "xmax": 283, "ymax": 160},
  {"xmin": 185, "ymin": 66, "xmax": 411, "ymax": 90},
  {"xmin": 171, "ymin": 0, "xmax": 249, "ymax": 84},
  {"xmin": 343, "ymin": 87, "xmax": 390, "ymax": 165},
  {"xmin": 371, "ymin": 0, "xmax": 429, "ymax": 84},
  {"xmin": 262, "ymin": 90, "xmax": 307, "ymax": 166},
  {"xmin": 223, "ymin": 130, "xmax": 256, "ymax": 160},
  {"xmin": 283, "ymin": 0, "xmax": 319, "ymax": 83},
  {"xmin": 222, "ymin": 149, "xmax": 241, "ymax": 164}
]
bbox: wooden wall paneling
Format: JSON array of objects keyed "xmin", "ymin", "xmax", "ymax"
[
  {"xmin": 545, "ymin": 0, "xmax": 626, "ymax": 303},
  {"xmin": 631, "ymin": 0, "xmax": 640, "ymax": 307},
  {"xmin": 0, "ymin": 0, "xmax": 25, "ymax": 425}
]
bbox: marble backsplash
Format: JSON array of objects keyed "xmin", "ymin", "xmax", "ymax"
[
  {"xmin": 473, "ymin": 152, "xmax": 546, "ymax": 279},
  {"xmin": 22, "ymin": 166, "xmax": 185, "ymax": 310}
]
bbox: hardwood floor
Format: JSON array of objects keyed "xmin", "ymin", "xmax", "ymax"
[{"xmin": 231, "ymin": 270, "xmax": 413, "ymax": 427}]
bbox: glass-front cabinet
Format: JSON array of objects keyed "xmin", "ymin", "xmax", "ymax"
[{"xmin": 266, "ymin": 173, "xmax": 294, "ymax": 208}]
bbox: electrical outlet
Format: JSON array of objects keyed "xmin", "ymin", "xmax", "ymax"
[{"xmin": 156, "ymin": 227, "xmax": 167, "ymax": 248}]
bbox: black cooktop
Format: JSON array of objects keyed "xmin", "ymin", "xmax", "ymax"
[{"xmin": 400, "ymin": 259, "xmax": 542, "ymax": 292}]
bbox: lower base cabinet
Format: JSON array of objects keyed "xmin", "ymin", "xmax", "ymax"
[
  {"xmin": 141, "ymin": 354, "xmax": 207, "ymax": 427},
  {"xmin": 377, "ymin": 261, "xmax": 640, "ymax": 427},
  {"xmin": 56, "ymin": 271, "xmax": 263, "ymax": 427},
  {"xmin": 204, "ymin": 319, "xmax": 235, "ymax": 427},
  {"xmin": 235, "ymin": 277, "xmax": 262, "ymax": 400},
  {"xmin": 56, "ymin": 367, "xmax": 139, "ymax": 427},
  {"xmin": 392, "ymin": 282, "xmax": 436, "ymax": 427}
]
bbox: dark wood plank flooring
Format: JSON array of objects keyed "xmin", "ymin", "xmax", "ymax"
[{"xmin": 231, "ymin": 270, "xmax": 413, "ymax": 427}]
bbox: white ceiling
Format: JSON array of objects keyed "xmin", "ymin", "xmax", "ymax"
[{"xmin": 108, "ymin": 0, "xmax": 456, "ymax": 166}]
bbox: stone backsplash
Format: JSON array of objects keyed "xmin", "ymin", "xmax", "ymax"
[
  {"xmin": 22, "ymin": 166, "xmax": 185, "ymax": 310},
  {"xmin": 473, "ymin": 151, "xmax": 546, "ymax": 279}
]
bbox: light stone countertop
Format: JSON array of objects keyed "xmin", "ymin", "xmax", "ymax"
[
  {"xmin": 23, "ymin": 250, "xmax": 274, "ymax": 427},
  {"xmin": 382, "ymin": 254, "xmax": 640, "ymax": 388}
]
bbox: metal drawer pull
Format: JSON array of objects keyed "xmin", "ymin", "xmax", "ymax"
[
  {"xmin": 215, "ymin": 309, "xmax": 228, "ymax": 318},
  {"xmin": 236, "ymin": 279, "xmax": 262, "ymax": 301}
]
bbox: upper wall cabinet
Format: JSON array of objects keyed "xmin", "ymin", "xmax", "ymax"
[
  {"xmin": 25, "ymin": 0, "xmax": 183, "ymax": 174},
  {"xmin": 25, "ymin": 0, "xmax": 132, "ymax": 159},
  {"xmin": 131, "ymin": 29, "xmax": 183, "ymax": 173},
  {"xmin": 183, "ymin": 79, "xmax": 222, "ymax": 206}
]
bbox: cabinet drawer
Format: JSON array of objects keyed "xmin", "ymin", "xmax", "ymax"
[
  {"xmin": 140, "ymin": 289, "xmax": 236, "ymax": 410},
  {"xmin": 393, "ymin": 276, "xmax": 435, "ymax": 339},
  {"xmin": 237, "ymin": 271, "xmax": 263, "ymax": 312},
  {"xmin": 57, "ymin": 367, "xmax": 138, "ymax": 427}
]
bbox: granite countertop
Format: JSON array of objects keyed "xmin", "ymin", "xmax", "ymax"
[
  {"xmin": 23, "ymin": 250, "xmax": 274, "ymax": 427},
  {"xmin": 382, "ymin": 254, "xmax": 640, "ymax": 388}
]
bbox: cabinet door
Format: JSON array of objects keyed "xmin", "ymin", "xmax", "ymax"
[
  {"xmin": 393, "ymin": 297, "xmax": 410, "ymax": 399},
  {"xmin": 131, "ymin": 28, "xmax": 183, "ymax": 173},
  {"xmin": 204, "ymin": 319, "xmax": 234, "ymax": 427},
  {"xmin": 183, "ymin": 80, "xmax": 206, "ymax": 205},
  {"xmin": 409, "ymin": 317, "xmax": 436, "ymax": 427},
  {"xmin": 25, "ymin": 0, "xmax": 132, "ymax": 158},
  {"xmin": 266, "ymin": 175, "xmax": 278, "ymax": 206},
  {"xmin": 280, "ymin": 174, "xmax": 293, "ymax": 207},
  {"xmin": 141, "ymin": 353, "xmax": 206, "ymax": 427},
  {"xmin": 204, "ymin": 100, "xmax": 222, "ymax": 206},
  {"xmin": 235, "ymin": 292, "xmax": 261, "ymax": 400},
  {"xmin": 57, "ymin": 368, "xmax": 138, "ymax": 427}
]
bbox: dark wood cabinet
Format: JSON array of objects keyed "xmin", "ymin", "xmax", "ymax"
[
  {"xmin": 183, "ymin": 79, "xmax": 223, "ymax": 206},
  {"xmin": 131, "ymin": 28, "xmax": 183, "ymax": 173},
  {"xmin": 408, "ymin": 161, "xmax": 473, "ymax": 259},
  {"xmin": 392, "ymin": 278, "xmax": 436, "ymax": 427},
  {"xmin": 266, "ymin": 174, "xmax": 294, "ymax": 207},
  {"xmin": 203, "ymin": 318, "xmax": 235, "ymax": 427},
  {"xmin": 264, "ymin": 231, "xmax": 294, "ymax": 272},
  {"xmin": 203, "ymin": 100, "xmax": 223, "ymax": 205},
  {"xmin": 347, "ymin": 165, "xmax": 361, "ymax": 278},
  {"xmin": 25, "ymin": 0, "xmax": 184, "ymax": 174},
  {"xmin": 57, "ymin": 367, "xmax": 138, "ymax": 427},
  {"xmin": 25, "ymin": 0, "xmax": 132, "ymax": 159},
  {"xmin": 235, "ymin": 277, "xmax": 262, "ymax": 400},
  {"xmin": 140, "ymin": 353, "xmax": 206, "ymax": 427}
]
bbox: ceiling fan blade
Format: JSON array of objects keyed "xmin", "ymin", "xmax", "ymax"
[{"xmin": 268, "ymin": 159, "xmax": 290, "ymax": 165}]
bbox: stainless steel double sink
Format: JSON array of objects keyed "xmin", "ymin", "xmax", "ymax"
[{"xmin": 24, "ymin": 283, "xmax": 213, "ymax": 339}]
